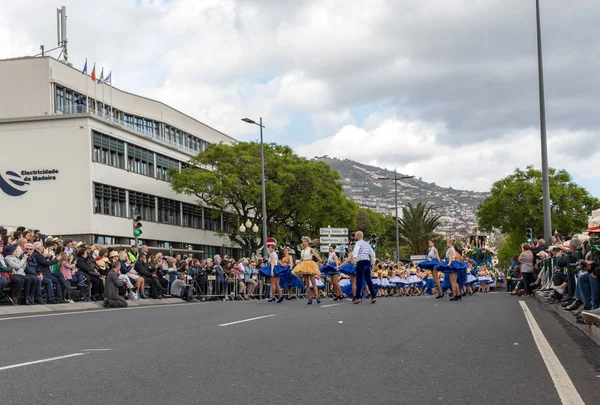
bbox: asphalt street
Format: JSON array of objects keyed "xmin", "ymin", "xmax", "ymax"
[{"xmin": 1, "ymin": 293, "xmax": 600, "ymax": 405}]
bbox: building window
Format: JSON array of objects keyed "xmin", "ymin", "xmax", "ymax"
[
  {"xmin": 157, "ymin": 197, "xmax": 181, "ymax": 226},
  {"xmin": 129, "ymin": 191, "xmax": 156, "ymax": 222},
  {"xmin": 203, "ymin": 245, "xmax": 218, "ymax": 260},
  {"xmin": 182, "ymin": 203, "xmax": 202, "ymax": 229},
  {"xmin": 222, "ymin": 213, "xmax": 237, "ymax": 234},
  {"xmin": 203, "ymin": 208, "xmax": 221, "ymax": 231},
  {"xmin": 157, "ymin": 241, "xmax": 171, "ymax": 248},
  {"xmin": 55, "ymin": 86, "xmax": 65, "ymax": 112},
  {"xmin": 128, "ymin": 145, "xmax": 154, "ymax": 177},
  {"xmin": 93, "ymin": 235, "xmax": 117, "ymax": 245},
  {"xmin": 156, "ymin": 154, "xmax": 179, "ymax": 182},
  {"xmin": 92, "ymin": 131, "xmax": 125, "ymax": 169},
  {"xmin": 94, "ymin": 183, "xmax": 127, "ymax": 217}
]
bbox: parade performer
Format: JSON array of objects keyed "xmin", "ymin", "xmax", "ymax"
[
  {"xmin": 349, "ymin": 231, "xmax": 377, "ymax": 304},
  {"xmin": 435, "ymin": 239, "xmax": 468, "ymax": 301},
  {"xmin": 291, "ymin": 237, "xmax": 323, "ymax": 304},
  {"xmin": 417, "ymin": 240, "xmax": 443, "ymax": 298},
  {"xmin": 339, "ymin": 259, "xmax": 357, "ymax": 298},
  {"xmin": 320, "ymin": 246, "xmax": 343, "ymax": 300},
  {"xmin": 259, "ymin": 244, "xmax": 286, "ymax": 303},
  {"xmin": 280, "ymin": 247, "xmax": 299, "ymax": 300}
]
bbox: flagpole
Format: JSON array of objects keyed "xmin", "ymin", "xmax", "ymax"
[
  {"xmin": 109, "ymin": 73, "xmax": 113, "ymax": 121},
  {"xmin": 85, "ymin": 71, "xmax": 88, "ymax": 112}
]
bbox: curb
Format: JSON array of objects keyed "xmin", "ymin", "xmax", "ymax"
[
  {"xmin": 534, "ymin": 291, "xmax": 600, "ymax": 347},
  {"xmin": 0, "ymin": 298, "xmax": 188, "ymax": 318}
]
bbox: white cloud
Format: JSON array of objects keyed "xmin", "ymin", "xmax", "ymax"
[
  {"xmin": 2, "ymin": 0, "xmax": 600, "ymax": 195},
  {"xmin": 298, "ymin": 113, "xmax": 600, "ymax": 193}
]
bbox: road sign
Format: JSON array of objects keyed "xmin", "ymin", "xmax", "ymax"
[
  {"xmin": 266, "ymin": 237, "xmax": 277, "ymax": 247},
  {"xmin": 320, "ymin": 245, "xmax": 347, "ymax": 253},
  {"xmin": 410, "ymin": 255, "xmax": 428, "ymax": 261},
  {"xmin": 320, "ymin": 236, "xmax": 349, "ymax": 244},
  {"xmin": 319, "ymin": 227, "xmax": 348, "ymax": 235}
]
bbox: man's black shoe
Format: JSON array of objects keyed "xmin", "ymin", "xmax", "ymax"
[
  {"xmin": 564, "ymin": 300, "xmax": 582, "ymax": 312},
  {"xmin": 561, "ymin": 298, "xmax": 575, "ymax": 307}
]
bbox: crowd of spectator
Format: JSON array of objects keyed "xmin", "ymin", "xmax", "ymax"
[
  {"xmin": 506, "ymin": 227, "xmax": 600, "ymax": 325},
  {"xmin": 0, "ymin": 226, "xmax": 273, "ymax": 308}
]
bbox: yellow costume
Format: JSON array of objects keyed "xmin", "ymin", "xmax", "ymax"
[{"xmin": 292, "ymin": 247, "xmax": 321, "ymax": 276}]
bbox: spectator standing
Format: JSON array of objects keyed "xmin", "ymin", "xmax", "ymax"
[{"xmin": 518, "ymin": 243, "xmax": 534, "ymax": 297}]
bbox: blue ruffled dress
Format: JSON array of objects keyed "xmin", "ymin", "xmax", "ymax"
[
  {"xmin": 259, "ymin": 264, "xmax": 289, "ymax": 278},
  {"xmin": 279, "ymin": 271, "xmax": 304, "ymax": 288},
  {"xmin": 418, "ymin": 247, "xmax": 440, "ymax": 270},
  {"xmin": 339, "ymin": 263, "xmax": 356, "ymax": 276}
]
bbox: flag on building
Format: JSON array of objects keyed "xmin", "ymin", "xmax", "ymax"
[
  {"xmin": 91, "ymin": 63, "xmax": 96, "ymax": 81},
  {"xmin": 97, "ymin": 67, "xmax": 104, "ymax": 84},
  {"xmin": 82, "ymin": 58, "xmax": 87, "ymax": 75},
  {"xmin": 104, "ymin": 71, "xmax": 112, "ymax": 85}
]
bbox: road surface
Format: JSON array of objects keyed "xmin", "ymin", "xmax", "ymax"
[{"xmin": 1, "ymin": 292, "xmax": 599, "ymax": 404}]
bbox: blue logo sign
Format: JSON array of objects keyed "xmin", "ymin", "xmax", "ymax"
[
  {"xmin": 0, "ymin": 171, "xmax": 29, "ymax": 196},
  {"xmin": 0, "ymin": 169, "xmax": 59, "ymax": 197}
]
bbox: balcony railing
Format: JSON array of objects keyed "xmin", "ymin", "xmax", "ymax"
[{"xmin": 55, "ymin": 103, "xmax": 201, "ymax": 156}]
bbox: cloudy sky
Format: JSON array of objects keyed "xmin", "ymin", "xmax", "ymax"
[{"xmin": 2, "ymin": 0, "xmax": 600, "ymax": 195}]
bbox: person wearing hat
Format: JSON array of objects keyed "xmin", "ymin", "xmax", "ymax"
[{"xmin": 108, "ymin": 250, "xmax": 135, "ymax": 298}]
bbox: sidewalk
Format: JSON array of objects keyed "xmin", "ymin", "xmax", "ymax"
[
  {"xmin": 534, "ymin": 290, "xmax": 600, "ymax": 346},
  {"xmin": 0, "ymin": 298, "xmax": 187, "ymax": 317}
]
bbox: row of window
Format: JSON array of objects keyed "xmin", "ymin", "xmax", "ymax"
[
  {"xmin": 55, "ymin": 85, "xmax": 210, "ymax": 155},
  {"xmin": 93, "ymin": 130, "xmax": 182, "ymax": 182},
  {"xmin": 93, "ymin": 183, "xmax": 237, "ymax": 231},
  {"xmin": 91, "ymin": 234, "xmax": 243, "ymax": 260}
]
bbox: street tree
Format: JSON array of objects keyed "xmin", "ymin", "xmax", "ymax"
[
  {"xmin": 397, "ymin": 202, "xmax": 442, "ymax": 254},
  {"xmin": 477, "ymin": 166, "xmax": 599, "ymax": 242},
  {"xmin": 170, "ymin": 142, "xmax": 358, "ymax": 255}
]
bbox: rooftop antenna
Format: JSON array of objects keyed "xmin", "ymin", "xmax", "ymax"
[{"xmin": 56, "ymin": 6, "xmax": 68, "ymax": 62}]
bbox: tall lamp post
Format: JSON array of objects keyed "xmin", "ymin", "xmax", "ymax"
[
  {"xmin": 242, "ymin": 117, "xmax": 268, "ymax": 258},
  {"xmin": 239, "ymin": 219, "xmax": 259, "ymax": 258},
  {"xmin": 378, "ymin": 172, "xmax": 414, "ymax": 261},
  {"xmin": 535, "ymin": 0, "xmax": 552, "ymax": 243}
]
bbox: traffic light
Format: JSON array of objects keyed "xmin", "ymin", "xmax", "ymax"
[
  {"xmin": 133, "ymin": 215, "xmax": 143, "ymax": 237},
  {"xmin": 525, "ymin": 228, "xmax": 532, "ymax": 243},
  {"xmin": 370, "ymin": 233, "xmax": 377, "ymax": 249}
]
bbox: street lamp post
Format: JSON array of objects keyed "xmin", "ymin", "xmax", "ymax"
[
  {"xmin": 242, "ymin": 117, "xmax": 269, "ymax": 258},
  {"xmin": 535, "ymin": 0, "xmax": 552, "ymax": 243},
  {"xmin": 378, "ymin": 172, "xmax": 414, "ymax": 261},
  {"xmin": 239, "ymin": 219, "xmax": 259, "ymax": 258}
]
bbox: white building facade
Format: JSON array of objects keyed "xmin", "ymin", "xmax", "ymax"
[{"xmin": 0, "ymin": 56, "xmax": 242, "ymax": 259}]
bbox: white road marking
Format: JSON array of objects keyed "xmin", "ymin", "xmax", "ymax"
[
  {"xmin": 519, "ymin": 301, "xmax": 585, "ymax": 405},
  {"xmin": 321, "ymin": 303, "xmax": 342, "ymax": 308},
  {"xmin": 218, "ymin": 314, "xmax": 276, "ymax": 326},
  {"xmin": 80, "ymin": 348, "xmax": 112, "ymax": 352},
  {"xmin": 0, "ymin": 353, "xmax": 86, "ymax": 371},
  {"xmin": 0, "ymin": 302, "xmax": 190, "ymax": 322}
]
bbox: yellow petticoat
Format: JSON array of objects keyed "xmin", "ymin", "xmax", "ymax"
[{"xmin": 292, "ymin": 260, "xmax": 321, "ymax": 276}]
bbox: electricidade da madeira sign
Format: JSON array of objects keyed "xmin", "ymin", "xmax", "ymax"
[{"xmin": 0, "ymin": 169, "xmax": 59, "ymax": 197}]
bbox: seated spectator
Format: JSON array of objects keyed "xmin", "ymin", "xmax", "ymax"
[
  {"xmin": 76, "ymin": 247, "xmax": 104, "ymax": 301},
  {"xmin": 95, "ymin": 248, "xmax": 110, "ymax": 276},
  {"xmin": 170, "ymin": 272, "xmax": 195, "ymax": 301},
  {"xmin": 134, "ymin": 254, "xmax": 163, "ymax": 299},
  {"xmin": 5, "ymin": 244, "xmax": 40, "ymax": 305},
  {"xmin": 119, "ymin": 250, "xmax": 147, "ymax": 299},
  {"xmin": 32, "ymin": 241, "xmax": 63, "ymax": 304},
  {"xmin": 0, "ymin": 250, "xmax": 25, "ymax": 305},
  {"xmin": 103, "ymin": 260, "xmax": 127, "ymax": 308}
]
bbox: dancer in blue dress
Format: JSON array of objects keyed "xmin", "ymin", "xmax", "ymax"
[
  {"xmin": 259, "ymin": 244, "xmax": 286, "ymax": 303},
  {"xmin": 320, "ymin": 246, "xmax": 343, "ymax": 301},
  {"xmin": 434, "ymin": 239, "xmax": 468, "ymax": 301},
  {"xmin": 417, "ymin": 240, "xmax": 443, "ymax": 298}
]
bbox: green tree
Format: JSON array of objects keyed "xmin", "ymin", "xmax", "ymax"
[
  {"xmin": 477, "ymin": 166, "xmax": 599, "ymax": 242},
  {"xmin": 397, "ymin": 202, "xmax": 442, "ymax": 254},
  {"xmin": 170, "ymin": 142, "xmax": 358, "ymax": 255}
]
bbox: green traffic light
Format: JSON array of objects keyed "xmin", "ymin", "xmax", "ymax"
[{"xmin": 134, "ymin": 229, "xmax": 142, "ymax": 236}]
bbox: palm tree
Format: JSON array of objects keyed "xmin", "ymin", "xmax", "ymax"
[{"xmin": 398, "ymin": 202, "xmax": 442, "ymax": 254}]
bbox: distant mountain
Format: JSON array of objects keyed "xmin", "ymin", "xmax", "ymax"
[{"xmin": 314, "ymin": 156, "xmax": 489, "ymax": 236}]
